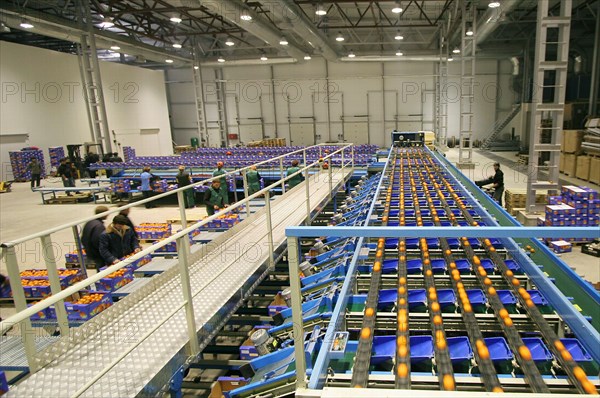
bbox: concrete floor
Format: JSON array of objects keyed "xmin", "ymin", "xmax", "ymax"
[{"xmin": 0, "ymin": 149, "xmax": 598, "ymax": 317}]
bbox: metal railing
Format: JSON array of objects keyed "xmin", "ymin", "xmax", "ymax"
[{"xmin": 0, "ymin": 143, "xmax": 355, "ymax": 377}]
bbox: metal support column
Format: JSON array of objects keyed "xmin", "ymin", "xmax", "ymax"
[
  {"xmin": 3, "ymin": 247, "xmax": 38, "ymax": 373},
  {"xmin": 457, "ymin": 0, "xmax": 475, "ymax": 169},
  {"xmin": 287, "ymin": 236, "xmax": 307, "ymax": 389},
  {"xmin": 215, "ymin": 68, "xmax": 229, "ymax": 147},
  {"xmin": 192, "ymin": 54, "xmax": 209, "ymax": 147},
  {"xmin": 242, "ymin": 170, "xmax": 251, "ymax": 218},
  {"xmin": 589, "ymin": 0, "xmax": 600, "ymax": 116},
  {"xmin": 279, "ymin": 158, "xmax": 286, "ymax": 194},
  {"xmin": 40, "ymin": 235, "xmax": 70, "ymax": 337},
  {"xmin": 76, "ymin": 0, "xmax": 112, "ymax": 153},
  {"xmin": 304, "ymin": 150, "xmax": 311, "ymax": 225},
  {"xmin": 264, "ymin": 191, "xmax": 275, "ymax": 269},
  {"xmin": 437, "ymin": 32, "xmax": 449, "ymax": 149},
  {"xmin": 526, "ymin": 0, "xmax": 572, "ymax": 211}
]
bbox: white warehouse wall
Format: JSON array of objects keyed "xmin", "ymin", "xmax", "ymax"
[
  {"xmin": 167, "ymin": 58, "xmax": 519, "ymax": 148},
  {"xmin": 0, "ymin": 41, "xmax": 172, "ymax": 179}
]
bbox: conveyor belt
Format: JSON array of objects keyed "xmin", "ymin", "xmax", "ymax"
[
  {"xmin": 9, "ymin": 168, "xmax": 351, "ymax": 397},
  {"xmin": 0, "ymin": 336, "xmax": 59, "ymax": 371}
]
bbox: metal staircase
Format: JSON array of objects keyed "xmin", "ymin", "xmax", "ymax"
[
  {"xmin": 215, "ymin": 68, "xmax": 229, "ymax": 147},
  {"xmin": 75, "ymin": 0, "xmax": 111, "ymax": 153},
  {"xmin": 192, "ymin": 59, "xmax": 209, "ymax": 147},
  {"xmin": 480, "ymin": 104, "xmax": 522, "ymax": 149}
]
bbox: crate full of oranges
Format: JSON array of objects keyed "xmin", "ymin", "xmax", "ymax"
[
  {"xmin": 20, "ymin": 268, "xmax": 84, "ymax": 287},
  {"xmin": 28, "ymin": 300, "xmax": 56, "ymax": 321},
  {"xmin": 66, "ymin": 291, "xmax": 113, "ymax": 321},
  {"xmin": 96, "ymin": 268, "xmax": 134, "ymax": 292}
]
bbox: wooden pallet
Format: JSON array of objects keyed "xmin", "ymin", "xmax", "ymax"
[{"xmin": 44, "ymin": 193, "xmax": 92, "ymax": 204}]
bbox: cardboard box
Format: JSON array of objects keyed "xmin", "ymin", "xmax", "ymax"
[
  {"xmin": 576, "ymin": 156, "xmax": 591, "ymax": 180},
  {"xmin": 590, "ymin": 157, "xmax": 600, "ymax": 185},
  {"xmin": 209, "ymin": 377, "xmax": 248, "ymax": 398},
  {"xmin": 562, "ymin": 154, "xmax": 577, "ymax": 176},
  {"xmin": 550, "ymin": 240, "xmax": 572, "ymax": 254},
  {"xmin": 561, "ymin": 130, "xmax": 583, "ymax": 153}
]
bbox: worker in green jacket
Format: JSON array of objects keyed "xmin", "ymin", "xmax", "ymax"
[
  {"xmin": 286, "ymin": 160, "xmax": 303, "ymax": 189},
  {"xmin": 203, "ymin": 180, "xmax": 227, "ymax": 216},
  {"xmin": 212, "ymin": 161, "xmax": 229, "ymax": 204},
  {"xmin": 246, "ymin": 165, "xmax": 261, "ymax": 195}
]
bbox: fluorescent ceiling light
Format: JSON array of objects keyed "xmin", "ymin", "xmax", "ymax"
[
  {"xmin": 315, "ymin": 4, "xmax": 327, "ymax": 16},
  {"xmin": 165, "ymin": 59, "xmax": 174, "ymax": 64},
  {"xmin": 488, "ymin": 1, "xmax": 501, "ymax": 8},
  {"xmin": 453, "ymin": 47, "xmax": 460, "ymax": 54},
  {"xmin": 110, "ymin": 44, "xmax": 121, "ymax": 50},
  {"xmin": 466, "ymin": 26, "xmax": 474, "ymax": 36},
  {"xmin": 194, "ymin": 65, "xmax": 199, "ymax": 70},
  {"xmin": 20, "ymin": 19, "xmax": 34, "ymax": 29},
  {"xmin": 304, "ymin": 54, "xmax": 312, "ymax": 60},
  {"xmin": 217, "ymin": 57, "xmax": 225, "ymax": 63},
  {"xmin": 225, "ymin": 37, "xmax": 235, "ymax": 46},
  {"xmin": 395, "ymin": 32, "xmax": 404, "ymax": 40},
  {"xmin": 279, "ymin": 37, "xmax": 288, "ymax": 45},
  {"xmin": 448, "ymin": 55, "xmax": 454, "ymax": 61},
  {"xmin": 348, "ymin": 51, "xmax": 355, "ymax": 58},
  {"xmin": 240, "ymin": 11, "xmax": 252, "ymax": 21},
  {"xmin": 396, "ymin": 51, "xmax": 403, "ymax": 56},
  {"xmin": 261, "ymin": 55, "xmax": 268, "ymax": 61},
  {"xmin": 392, "ymin": 1, "xmax": 403, "ymax": 13},
  {"xmin": 336, "ymin": 32, "xmax": 345, "ymax": 42},
  {"xmin": 170, "ymin": 16, "xmax": 182, "ymax": 23},
  {"xmin": 172, "ymin": 43, "xmax": 182, "ymax": 49}
]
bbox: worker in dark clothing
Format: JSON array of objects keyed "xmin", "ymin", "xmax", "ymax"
[
  {"xmin": 176, "ymin": 165, "xmax": 195, "ymax": 208},
  {"xmin": 212, "ymin": 162, "xmax": 229, "ymax": 205},
  {"xmin": 476, "ymin": 162, "xmax": 505, "ymax": 206},
  {"xmin": 81, "ymin": 205, "xmax": 109, "ymax": 270},
  {"xmin": 118, "ymin": 207, "xmax": 138, "ymax": 239},
  {"xmin": 245, "ymin": 165, "xmax": 261, "ymax": 195},
  {"xmin": 27, "ymin": 158, "xmax": 42, "ymax": 189},
  {"xmin": 57, "ymin": 158, "xmax": 75, "ymax": 195},
  {"xmin": 204, "ymin": 180, "xmax": 227, "ymax": 216},
  {"xmin": 286, "ymin": 160, "xmax": 303, "ymax": 189},
  {"xmin": 98, "ymin": 214, "xmax": 141, "ymax": 265}
]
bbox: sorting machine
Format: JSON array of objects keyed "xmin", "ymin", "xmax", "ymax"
[{"xmin": 210, "ymin": 146, "xmax": 599, "ymax": 397}]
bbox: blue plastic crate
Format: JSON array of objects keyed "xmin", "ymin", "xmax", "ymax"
[
  {"xmin": 447, "ymin": 336, "xmax": 474, "ymax": 371},
  {"xmin": 522, "ymin": 337, "xmax": 553, "ymax": 373},
  {"xmin": 484, "ymin": 337, "xmax": 514, "ymax": 374},
  {"xmin": 560, "ymin": 338, "xmax": 595, "ymax": 374}
]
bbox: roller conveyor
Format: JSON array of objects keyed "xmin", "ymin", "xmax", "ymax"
[
  {"xmin": 8, "ymin": 168, "xmax": 351, "ymax": 397},
  {"xmin": 289, "ymin": 147, "xmax": 600, "ymax": 397}
]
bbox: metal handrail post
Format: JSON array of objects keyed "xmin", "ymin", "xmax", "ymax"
[
  {"xmin": 242, "ymin": 169, "xmax": 251, "ymax": 218},
  {"xmin": 328, "ymin": 162, "xmax": 333, "ymax": 199},
  {"xmin": 265, "ymin": 190, "xmax": 275, "ymax": 269},
  {"xmin": 351, "ymin": 145, "xmax": 355, "ymax": 169},
  {"xmin": 304, "ymin": 150, "xmax": 311, "ymax": 225},
  {"xmin": 341, "ymin": 146, "xmax": 345, "ymax": 171},
  {"xmin": 287, "ymin": 235, "xmax": 306, "ymax": 389},
  {"xmin": 177, "ymin": 190, "xmax": 191, "ymax": 257},
  {"xmin": 4, "ymin": 246, "xmax": 38, "ymax": 372},
  {"xmin": 279, "ymin": 158, "xmax": 286, "ymax": 194},
  {"xmin": 71, "ymin": 225, "xmax": 88, "ymax": 279},
  {"xmin": 40, "ymin": 234, "xmax": 70, "ymax": 337},
  {"xmin": 177, "ymin": 235, "xmax": 200, "ymax": 356}
]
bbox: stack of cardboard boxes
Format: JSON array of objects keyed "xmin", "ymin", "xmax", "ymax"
[{"xmin": 560, "ymin": 129, "xmax": 600, "ymax": 184}]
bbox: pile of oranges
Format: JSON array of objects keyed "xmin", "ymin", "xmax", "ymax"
[
  {"xmin": 72, "ymin": 293, "xmax": 105, "ymax": 305},
  {"xmin": 20, "ymin": 269, "xmax": 80, "ymax": 278},
  {"xmin": 106, "ymin": 269, "xmax": 128, "ymax": 279},
  {"xmin": 21, "ymin": 279, "xmax": 50, "ymax": 287}
]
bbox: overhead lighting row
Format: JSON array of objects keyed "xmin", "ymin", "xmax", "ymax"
[{"xmin": 316, "ymin": 2, "xmax": 404, "ymax": 15}]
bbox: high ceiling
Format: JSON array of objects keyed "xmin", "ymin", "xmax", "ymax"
[{"xmin": 0, "ymin": 0, "xmax": 598, "ymax": 67}]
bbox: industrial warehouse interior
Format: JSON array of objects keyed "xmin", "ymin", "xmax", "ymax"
[{"xmin": 0, "ymin": 0, "xmax": 599, "ymax": 397}]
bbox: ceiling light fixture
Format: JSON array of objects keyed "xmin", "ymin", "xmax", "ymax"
[
  {"xmin": 110, "ymin": 43, "xmax": 121, "ymax": 50},
  {"xmin": 165, "ymin": 59, "xmax": 174, "ymax": 64},
  {"xmin": 336, "ymin": 32, "xmax": 345, "ymax": 42},
  {"xmin": 348, "ymin": 50, "xmax": 355, "ymax": 58},
  {"xmin": 194, "ymin": 65, "xmax": 199, "ymax": 70},
  {"xmin": 304, "ymin": 54, "xmax": 312, "ymax": 60},
  {"xmin": 279, "ymin": 37, "xmax": 288, "ymax": 45},
  {"xmin": 240, "ymin": 10, "xmax": 252, "ymax": 21},
  {"xmin": 170, "ymin": 15, "xmax": 182, "ymax": 23},
  {"xmin": 488, "ymin": 1, "xmax": 501, "ymax": 8},
  {"xmin": 99, "ymin": 17, "xmax": 114, "ymax": 28},
  {"xmin": 466, "ymin": 25, "xmax": 474, "ymax": 36},
  {"xmin": 20, "ymin": 19, "xmax": 34, "ymax": 29},
  {"xmin": 172, "ymin": 43, "xmax": 182, "ymax": 49},
  {"xmin": 261, "ymin": 54, "xmax": 268, "ymax": 61},
  {"xmin": 225, "ymin": 37, "xmax": 235, "ymax": 46},
  {"xmin": 217, "ymin": 57, "xmax": 225, "ymax": 63},
  {"xmin": 395, "ymin": 31, "xmax": 404, "ymax": 40},
  {"xmin": 392, "ymin": 1, "xmax": 403, "ymax": 13},
  {"xmin": 448, "ymin": 55, "xmax": 454, "ymax": 61},
  {"xmin": 453, "ymin": 47, "xmax": 460, "ymax": 54},
  {"xmin": 315, "ymin": 4, "xmax": 327, "ymax": 16},
  {"xmin": 396, "ymin": 50, "xmax": 403, "ymax": 56}
]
